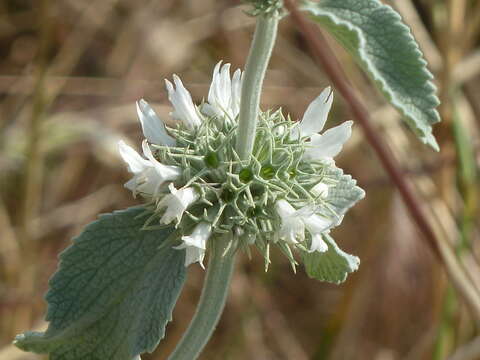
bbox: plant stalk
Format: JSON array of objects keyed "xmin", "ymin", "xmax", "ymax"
[
  {"xmin": 167, "ymin": 237, "xmax": 236, "ymax": 360},
  {"xmin": 169, "ymin": 13, "xmax": 280, "ymax": 359},
  {"xmin": 236, "ymin": 14, "xmax": 279, "ymax": 161}
]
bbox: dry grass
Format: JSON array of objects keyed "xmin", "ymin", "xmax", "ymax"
[{"xmin": 1, "ymin": 0, "xmax": 480, "ymax": 359}]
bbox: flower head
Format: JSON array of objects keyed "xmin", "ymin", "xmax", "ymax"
[
  {"xmin": 275, "ymin": 200, "xmax": 305, "ymax": 244},
  {"xmin": 118, "ymin": 65, "xmax": 364, "ymax": 275}
]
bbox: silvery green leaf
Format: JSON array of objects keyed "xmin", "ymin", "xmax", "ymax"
[
  {"xmin": 302, "ymin": 233, "xmax": 359, "ymax": 284},
  {"xmin": 325, "ymin": 165, "xmax": 365, "ymax": 212},
  {"xmin": 321, "ymin": 165, "xmax": 365, "ymax": 223},
  {"xmin": 15, "ymin": 207, "xmax": 186, "ymax": 360},
  {"xmin": 302, "ymin": 0, "xmax": 441, "ymax": 150}
]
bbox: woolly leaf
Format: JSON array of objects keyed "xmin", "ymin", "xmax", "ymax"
[
  {"xmin": 15, "ymin": 207, "xmax": 186, "ymax": 360},
  {"xmin": 302, "ymin": 0, "xmax": 441, "ymax": 150},
  {"xmin": 302, "ymin": 233, "xmax": 359, "ymax": 284},
  {"xmin": 321, "ymin": 165, "xmax": 365, "ymax": 224}
]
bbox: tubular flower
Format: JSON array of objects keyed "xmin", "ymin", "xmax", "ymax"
[
  {"xmin": 292, "ymin": 87, "xmax": 353, "ymax": 161},
  {"xmin": 176, "ymin": 222, "xmax": 212, "ymax": 268},
  {"xmin": 157, "ymin": 184, "xmax": 199, "ymax": 225},
  {"xmin": 165, "ymin": 75, "xmax": 202, "ymax": 129},
  {"xmin": 275, "ymin": 200, "xmax": 305, "ymax": 244},
  {"xmin": 136, "ymin": 99, "xmax": 175, "ymax": 146},
  {"xmin": 118, "ymin": 140, "xmax": 180, "ymax": 197},
  {"xmin": 119, "ymin": 63, "xmax": 364, "ymax": 281},
  {"xmin": 275, "ymin": 201, "xmax": 335, "ymax": 252},
  {"xmin": 202, "ymin": 61, "xmax": 243, "ymax": 121}
]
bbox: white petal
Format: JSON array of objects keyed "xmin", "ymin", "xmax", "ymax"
[
  {"xmin": 208, "ymin": 62, "xmax": 231, "ymax": 112},
  {"xmin": 141, "ymin": 140, "xmax": 181, "ymax": 182},
  {"xmin": 175, "ymin": 222, "xmax": 211, "ymax": 268},
  {"xmin": 181, "ymin": 222, "xmax": 211, "ymax": 250},
  {"xmin": 136, "ymin": 99, "xmax": 175, "ymax": 146},
  {"xmin": 311, "ymin": 182, "xmax": 329, "ymax": 198},
  {"xmin": 280, "ymin": 219, "xmax": 304, "ymax": 244},
  {"xmin": 165, "ymin": 75, "xmax": 202, "ymax": 130},
  {"xmin": 207, "ymin": 62, "xmax": 222, "ymax": 114},
  {"xmin": 304, "ymin": 214, "xmax": 334, "ymax": 234},
  {"xmin": 298, "ymin": 87, "xmax": 333, "ymax": 137},
  {"xmin": 275, "ymin": 199, "xmax": 296, "ymax": 218},
  {"xmin": 303, "ymin": 213, "xmax": 334, "ymax": 253},
  {"xmin": 275, "ymin": 200, "xmax": 304, "ymax": 244},
  {"xmin": 231, "ymin": 68, "xmax": 242, "ymax": 118},
  {"xmin": 303, "ymin": 121, "xmax": 353, "ymax": 160},
  {"xmin": 205, "ymin": 61, "xmax": 242, "ymax": 121},
  {"xmin": 294, "ymin": 204, "xmax": 316, "ymax": 218},
  {"xmin": 118, "ymin": 140, "xmax": 150, "ymax": 174},
  {"xmin": 309, "ymin": 233, "xmax": 328, "ymax": 253},
  {"xmin": 185, "ymin": 246, "xmax": 206, "ymax": 268},
  {"xmin": 135, "ymin": 168, "xmax": 163, "ymax": 196},
  {"xmin": 158, "ymin": 184, "xmax": 199, "ymax": 224}
]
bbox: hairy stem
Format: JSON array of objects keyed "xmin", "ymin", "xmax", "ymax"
[
  {"xmin": 236, "ymin": 14, "xmax": 279, "ymax": 161},
  {"xmin": 167, "ymin": 237, "xmax": 236, "ymax": 360},
  {"xmin": 169, "ymin": 13, "xmax": 279, "ymax": 360}
]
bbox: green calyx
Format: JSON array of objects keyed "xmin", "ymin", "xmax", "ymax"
[{"xmin": 149, "ymin": 109, "xmax": 331, "ymax": 259}]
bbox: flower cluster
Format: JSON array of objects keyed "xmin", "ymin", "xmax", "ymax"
[{"xmin": 119, "ymin": 61, "xmax": 364, "ymax": 274}]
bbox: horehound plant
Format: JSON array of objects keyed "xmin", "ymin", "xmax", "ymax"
[{"xmin": 15, "ymin": 1, "xmax": 441, "ymax": 359}]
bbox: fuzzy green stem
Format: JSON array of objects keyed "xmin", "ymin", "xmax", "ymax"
[
  {"xmin": 167, "ymin": 237, "xmax": 236, "ymax": 360},
  {"xmin": 168, "ymin": 14, "xmax": 279, "ymax": 360},
  {"xmin": 236, "ymin": 14, "xmax": 279, "ymax": 161}
]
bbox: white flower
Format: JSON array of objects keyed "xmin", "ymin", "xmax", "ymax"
[
  {"xmin": 275, "ymin": 200, "xmax": 336, "ymax": 252},
  {"xmin": 175, "ymin": 222, "xmax": 212, "ymax": 268},
  {"xmin": 291, "ymin": 87, "xmax": 353, "ymax": 161},
  {"xmin": 165, "ymin": 75, "xmax": 202, "ymax": 130},
  {"xmin": 275, "ymin": 200, "xmax": 305, "ymax": 244},
  {"xmin": 118, "ymin": 140, "xmax": 181, "ymax": 197},
  {"xmin": 202, "ymin": 61, "xmax": 243, "ymax": 121},
  {"xmin": 157, "ymin": 183, "xmax": 199, "ymax": 224},
  {"xmin": 136, "ymin": 99, "xmax": 175, "ymax": 146},
  {"xmin": 296, "ymin": 86, "xmax": 334, "ymax": 138},
  {"xmin": 304, "ymin": 121, "xmax": 353, "ymax": 161},
  {"xmin": 303, "ymin": 214, "xmax": 332, "ymax": 252}
]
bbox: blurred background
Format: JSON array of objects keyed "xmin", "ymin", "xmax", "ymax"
[{"xmin": 0, "ymin": 0, "xmax": 480, "ymax": 359}]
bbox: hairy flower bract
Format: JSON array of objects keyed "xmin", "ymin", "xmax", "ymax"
[{"xmin": 119, "ymin": 62, "xmax": 364, "ymax": 269}]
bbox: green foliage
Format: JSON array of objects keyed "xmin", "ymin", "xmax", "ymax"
[
  {"xmin": 15, "ymin": 207, "xmax": 186, "ymax": 360},
  {"xmin": 302, "ymin": 0, "xmax": 441, "ymax": 150},
  {"xmin": 321, "ymin": 165, "xmax": 365, "ymax": 220},
  {"xmin": 302, "ymin": 233, "xmax": 359, "ymax": 284}
]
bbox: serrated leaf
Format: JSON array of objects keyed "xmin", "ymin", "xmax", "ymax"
[
  {"xmin": 302, "ymin": 0, "xmax": 441, "ymax": 150},
  {"xmin": 322, "ymin": 165, "xmax": 365, "ymax": 223},
  {"xmin": 15, "ymin": 207, "xmax": 186, "ymax": 360},
  {"xmin": 302, "ymin": 233, "xmax": 359, "ymax": 284}
]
